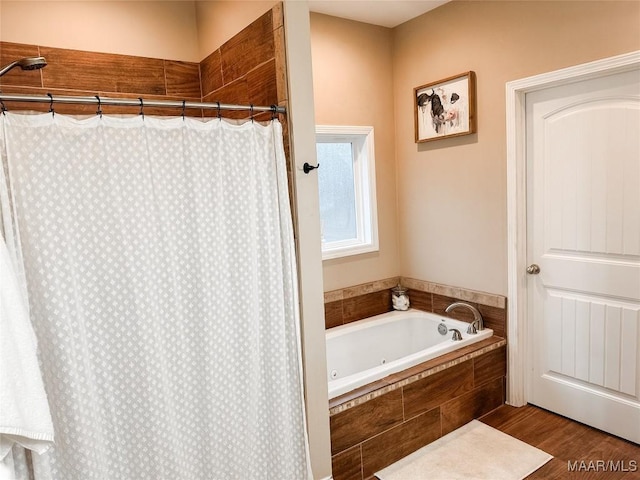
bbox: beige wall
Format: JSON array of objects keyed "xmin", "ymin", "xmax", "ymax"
[
  {"xmin": 393, "ymin": 0, "xmax": 640, "ymax": 296},
  {"xmin": 0, "ymin": 0, "xmax": 283, "ymax": 62},
  {"xmin": 310, "ymin": 13, "xmax": 400, "ymax": 292},
  {"xmin": 311, "ymin": 1, "xmax": 639, "ymax": 296},
  {"xmin": 195, "ymin": 0, "xmax": 278, "ymax": 59},
  {"xmin": 0, "ymin": 1, "xmax": 201, "ymax": 61}
]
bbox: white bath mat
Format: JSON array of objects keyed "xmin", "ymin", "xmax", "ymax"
[{"xmin": 375, "ymin": 420, "xmax": 552, "ymax": 480}]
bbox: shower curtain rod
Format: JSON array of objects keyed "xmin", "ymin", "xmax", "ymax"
[{"xmin": 0, "ymin": 93, "xmax": 286, "ymax": 115}]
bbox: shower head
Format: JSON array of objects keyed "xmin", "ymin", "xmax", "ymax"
[
  {"xmin": 0, "ymin": 56, "xmax": 47, "ymax": 77},
  {"xmin": 18, "ymin": 56, "xmax": 47, "ymax": 70}
]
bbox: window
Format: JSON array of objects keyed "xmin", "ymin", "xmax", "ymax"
[{"xmin": 316, "ymin": 125, "xmax": 378, "ymax": 260}]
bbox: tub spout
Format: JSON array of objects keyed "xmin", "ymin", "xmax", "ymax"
[{"xmin": 445, "ymin": 302, "xmax": 484, "ymax": 334}]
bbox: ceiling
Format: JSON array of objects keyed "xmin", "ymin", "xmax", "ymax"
[{"xmin": 307, "ymin": 0, "xmax": 450, "ymax": 28}]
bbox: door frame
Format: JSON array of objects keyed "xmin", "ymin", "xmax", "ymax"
[{"xmin": 505, "ymin": 50, "xmax": 640, "ymax": 407}]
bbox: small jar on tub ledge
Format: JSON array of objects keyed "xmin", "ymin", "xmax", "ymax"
[{"xmin": 391, "ymin": 284, "xmax": 410, "ymax": 311}]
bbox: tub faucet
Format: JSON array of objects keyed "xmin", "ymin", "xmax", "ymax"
[{"xmin": 445, "ymin": 302, "xmax": 484, "ymax": 334}]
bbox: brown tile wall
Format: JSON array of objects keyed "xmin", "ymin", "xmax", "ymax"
[
  {"xmin": 0, "ymin": 42, "xmax": 201, "ymax": 116},
  {"xmin": 330, "ymin": 345, "xmax": 507, "ymax": 480},
  {"xmin": 199, "ymin": 5, "xmax": 285, "ymax": 123}
]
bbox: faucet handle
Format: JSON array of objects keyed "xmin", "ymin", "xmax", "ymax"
[
  {"xmin": 450, "ymin": 328, "xmax": 463, "ymax": 341},
  {"xmin": 467, "ymin": 323, "xmax": 477, "ymax": 334}
]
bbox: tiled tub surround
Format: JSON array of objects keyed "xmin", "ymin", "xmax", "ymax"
[
  {"xmin": 325, "ymin": 277, "xmax": 507, "ymax": 480},
  {"xmin": 329, "ymin": 339, "xmax": 507, "ymax": 480}
]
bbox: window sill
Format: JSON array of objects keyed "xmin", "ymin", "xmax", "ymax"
[{"xmin": 322, "ymin": 243, "xmax": 378, "ymax": 261}]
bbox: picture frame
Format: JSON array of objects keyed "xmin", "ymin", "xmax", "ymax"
[{"xmin": 414, "ymin": 71, "xmax": 476, "ymax": 143}]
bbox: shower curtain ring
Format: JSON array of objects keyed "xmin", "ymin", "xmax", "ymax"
[
  {"xmin": 47, "ymin": 93, "xmax": 55, "ymax": 117},
  {"xmin": 182, "ymin": 100, "xmax": 186, "ymax": 120},
  {"xmin": 250, "ymin": 104, "xmax": 254, "ymax": 123},
  {"xmin": 138, "ymin": 97, "xmax": 144, "ymax": 118},
  {"xmin": 270, "ymin": 105, "xmax": 277, "ymax": 121},
  {"xmin": 216, "ymin": 101, "xmax": 221, "ymax": 120},
  {"xmin": 95, "ymin": 95, "xmax": 102, "ymax": 118},
  {"xmin": 0, "ymin": 99, "xmax": 7, "ymax": 115}
]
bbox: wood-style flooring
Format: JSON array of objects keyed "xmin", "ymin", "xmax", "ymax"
[{"xmin": 479, "ymin": 404, "xmax": 639, "ymax": 479}]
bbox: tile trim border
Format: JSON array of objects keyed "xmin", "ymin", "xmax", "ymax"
[
  {"xmin": 402, "ymin": 277, "xmax": 506, "ymax": 309},
  {"xmin": 324, "ymin": 277, "xmax": 400, "ymax": 302},
  {"xmin": 324, "ymin": 276, "xmax": 506, "ymax": 309},
  {"xmin": 329, "ymin": 338, "xmax": 506, "ymax": 416}
]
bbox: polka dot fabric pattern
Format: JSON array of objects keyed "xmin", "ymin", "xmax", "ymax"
[{"xmin": 0, "ymin": 113, "xmax": 311, "ymax": 480}]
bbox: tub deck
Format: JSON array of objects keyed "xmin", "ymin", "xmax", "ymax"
[{"xmin": 329, "ymin": 335, "xmax": 506, "ymax": 412}]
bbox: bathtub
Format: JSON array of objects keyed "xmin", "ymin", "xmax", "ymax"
[{"xmin": 326, "ymin": 309, "xmax": 493, "ymax": 399}]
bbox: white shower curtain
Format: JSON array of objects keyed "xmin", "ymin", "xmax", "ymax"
[{"xmin": 0, "ymin": 112, "xmax": 311, "ymax": 480}]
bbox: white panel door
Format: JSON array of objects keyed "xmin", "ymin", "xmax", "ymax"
[{"xmin": 526, "ymin": 68, "xmax": 640, "ymax": 443}]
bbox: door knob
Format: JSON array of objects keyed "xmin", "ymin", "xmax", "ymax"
[{"xmin": 527, "ymin": 264, "xmax": 541, "ymax": 275}]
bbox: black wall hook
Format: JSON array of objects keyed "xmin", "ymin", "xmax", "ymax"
[
  {"xmin": 303, "ymin": 162, "xmax": 320, "ymax": 174},
  {"xmin": 47, "ymin": 92, "xmax": 55, "ymax": 116}
]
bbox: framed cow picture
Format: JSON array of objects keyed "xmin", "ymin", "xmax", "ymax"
[{"xmin": 414, "ymin": 71, "xmax": 476, "ymax": 143}]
